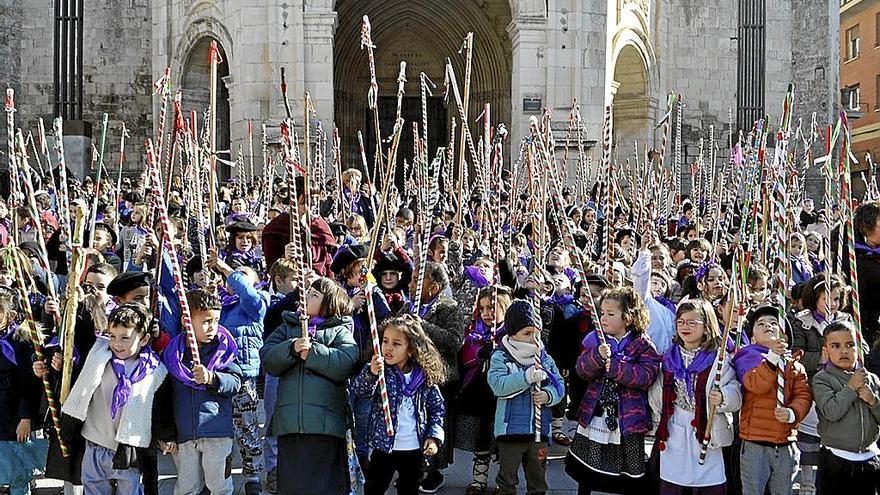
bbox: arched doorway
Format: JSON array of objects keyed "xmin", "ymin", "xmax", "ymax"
[
  {"xmin": 611, "ymin": 43, "xmax": 651, "ymax": 159},
  {"xmin": 333, "ymin": 0, "xmax": 513, "ymax": 190},
  {"xmin": 181, "ymin": 37, "xmax": 231, "ymax": 179}
]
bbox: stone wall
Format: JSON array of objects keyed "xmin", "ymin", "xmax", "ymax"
[{"xmin": 10, "ymin": 0, "xmax": 152, "ymax": 174}]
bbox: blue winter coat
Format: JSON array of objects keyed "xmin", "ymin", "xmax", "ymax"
[
  {"xmin": 352, "ymin": 364, "xmax": 445, "ymax": 453},
  {"xmin": 165, "ymin": 338, "xmax": 243, "ymax": 443},
  {"xmin": 488, "ymin": 346, "xmax": 565, "ymax": 439},
  {"xmin": 221, "ymin": 271, "xmax": 270, "ymax": 378}
]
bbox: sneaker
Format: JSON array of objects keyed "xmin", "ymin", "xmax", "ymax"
[
  {"xmin": 418, "ymin": 470, "xmax": 445, "ymax": 493},
  {"xmin": 265, "ymin": 469, "xmax": 278, "ymax": 494},
  {"xmin": 244, "ymin": 481, "xmax": 262, "ymax": 495}
]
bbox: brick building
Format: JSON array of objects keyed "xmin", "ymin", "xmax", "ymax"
[{"xmin": 840, "ymin": 0, "xmax": 880, "ymax": 186}]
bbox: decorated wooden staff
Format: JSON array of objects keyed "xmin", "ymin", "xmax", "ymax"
[
  {"xmin": 164, "ymin": 93, "xmax": 184, "ymax": 200},
  {"xmin": 37, "ymin": 118, "xmax": 57, "ymax": 205},
  {"xmin": 454, "ymin": 32, "xmax": 475, "ymax": 230},
  {"xmin": 598, "ymin": 105, "xmax": 614, "ymax": 274},
  {"xmin": 15, "ymin": 130, "xmax": 58, "ymax": 303},
  {"xmin": 207, "ymin": 41, "xmax": 222, "ymax": 249},
  {"xmin": 86, "ymin": 113, "xmax": 109, "ymax": 247},
  {"xmin": 699, "ymin": 250, "xmax": 741, "ymax": 464},
  {"xmin": 841, "ymin": 112, "xmax": 865, "ymax": 363},
  {"xmin": 145, "ymin": 139, "xmax": 202, "ymax": 368},
  {"xmin": 53, "ymin": 117, "xmax": 72, "ymax": 238},
  {"xmin": 59, "ymin": 201, "xmax": 88, "ymax": 403},
  {"xmin": 5, "ymin": 243, "xmax": 68, "ymax": 456},
  {"xmin": 114, "ymin": 123, "xmax": 129, "ymax": 233}
]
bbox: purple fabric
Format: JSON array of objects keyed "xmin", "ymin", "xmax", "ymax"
[
  {"xmin": 218, "ymin": 285, "xmax": 239, "ymax": 309},
  {"xmin": 732, "ymin": 344, "xmax": 769, "ymax": 382},
  {"xmin": 662, "ymin": 345, "xmax": 715, "ymax": 400},
  {"xmin": 110, "ymin": 346, "xmax": 160, "ymax": 419},
  {"xmin": 164, "ymin": 325, "xmax": 238, "ymax": 390},
  {"xmin": 464, "ymin": 319, "xmax": 505, "ymax": 345},
  {"xmin": 656, "ymin": 296, "xmax": 677, "ymax": 314},
  {"xmin": 856, "ymin": 242, "xmax": 880, "ymax": 256},
  {"xmin": 307, "ymin": 315, "xmax": 328, "ymax": 337},
  {"xmin": 464, "ymin": 266, "xmax": 492, "ymax": 288},
  {"xmin": 0, "ymin": 323, "xmax": 17, "ymax": 365},
  {"xmin": 389, "ymin": 364, "xmax": 426, "ymax": 397},
  {"xmin": 410, "ymin": 295, "xmax": 438, "ymax": 318}
]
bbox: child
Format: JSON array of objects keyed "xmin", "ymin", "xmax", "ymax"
[
  {"xmin": 789, "ymin": 233, "xmax": 813, "ymax": 286},
  {"xmin": 456, "ymin": 285, "xmax": 513, "ymax": 494},
  {"xmin": 733, "ymin": 305, "xmax": 812, "ymax": 495},
  {"xmin": 488, "ymin": 299, "xmax": 565, "ymax": 495},
  {"xmin": 60, "ymin": 303, "xmax": 168, "ymax": 495},
  {"xmin": 566, "ymin": 287, "xmax": 661, "ymax": 495},
  {"xmin": 159, "ymin": 289, "xmax": 243, "ymax": 495},
  {"xmin": 260, "ymin": 277, "xmax": 359, "ymax": 494},
  {"xmin": 222, "ymin": 221, "xmax": 263, "ymax": 273},
  {"xmin": 353, "ymin": 316, "xmax": 446, "ymax": 495},
  {"xmin": 0, "ymin": 286, "xmax": 46, "ymax": 495},
  {"xmin": 208, "ymin": 254, "xmax": 269, "ymax": 494},
  {"xmin": 813, "ymin": 321, "xmax": 880, "ymax": 495},
  {"xmin": 649, "ymin": 299, "xmax": 742, "ymax": 494},
  {"xmin": 804, "ymin": 232, "xmax": 826, "ymax": 276}
]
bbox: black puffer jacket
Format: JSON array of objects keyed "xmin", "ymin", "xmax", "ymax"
[{"xmin": 0, "ymin": 329, "xmax": 42, "ymax": 440}]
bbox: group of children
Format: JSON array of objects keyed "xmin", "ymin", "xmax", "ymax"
[{"xmin": 1, "ymin": 160, "xmax": 880, "ymax": 495}]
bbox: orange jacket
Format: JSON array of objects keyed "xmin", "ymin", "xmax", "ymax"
[{"xmin": 739, "ymin": 351, "xmax": 813, "ymax": 444}]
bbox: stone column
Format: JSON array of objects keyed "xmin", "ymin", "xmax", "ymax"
[
  {"xmin": 507, "ymin": 14, "xmax": 548, "ymax": 157},
  {"xmin": 303, "ymin": 9, "xmax": 338, "ymax": 129}
]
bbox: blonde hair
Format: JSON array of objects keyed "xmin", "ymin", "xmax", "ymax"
[
  {"xmin": 673, "ymin": 299, "xmax": 722, "ymax": 351},
  {"xmin": 342, "ymin": 169, "xmax": 362, "ymax": 188},
  {"xmin": 380, "ymin": 316, "xmax": 447, "ymax": 387}
]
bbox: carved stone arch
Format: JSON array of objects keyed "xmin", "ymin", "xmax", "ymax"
[{"xmin": 174, "ymin": 17, "xmax": 235, "ymax": 78}]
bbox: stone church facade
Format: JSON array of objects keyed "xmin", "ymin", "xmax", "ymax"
[{"xmin": 2, "ymin": 0, "xmax": 839, "ymax": 195}]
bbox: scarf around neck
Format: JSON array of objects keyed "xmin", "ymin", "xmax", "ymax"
[
  {"xmin": 164, "ymin": 326, "xmax": 238, "ymax": 390},
  {"xmin": 464, "ymin": 266, "xmax": 492, "ymax": 288},
  {"xmin": 0, "ymin": 322, "xmax": 17, "ymax": 366},
  {"xmin": 390, "ymin": 363, "xmax": 427, "ymax": 397},
  {"xmin": 466, "ymin": 319, "xmax": 505, "ymax": 345},
  {"xmin": 663, "ymin": 345, "xmax": 716, "ymax": 400},
  {"xmin": 501, "ymin": 335, "xmax": 541, "ymax": 367},
  {"xmin": 111, "ymin": 346, "xmax": 160, "ymax": 419}
]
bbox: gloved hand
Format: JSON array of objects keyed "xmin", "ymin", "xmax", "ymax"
[{"xmin": 525, "ymin": 366, "xmax": 548, "ymax": 384}]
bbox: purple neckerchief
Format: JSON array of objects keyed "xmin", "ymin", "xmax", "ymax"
[
  {"xmin": 0, "ymin": 322, "xmax": 17, "ymax": 365},
  {"xmin": 656, "ymin": 296, "xmax": 677, "ymax": 314},
  {"xmin": 217, "ymin": 285, "xmax": 239, "ymax": 309},
  {"xmin": 464, "ymin": 266, "xmax": 492, "ymax": 288},
  {"xmin": 855, "ymin": 242, "xmax": 880, "ymax": 257},
  {"xmin": 563, "ymin": 267, "xmax": 578, "ymax": 283},
  {"xmin": 308, "ymin": 315, "xmax": 328, "ymax": 337},
  {"xmin": 163, "ymin": 325, "xmax": 238, "ymax": 390},
  {"xmin": 547, "ymin": 294, "xmax": 575, "ymax": 306},
  {"xmin": 465, "ymin": 319, "xmax": 505, "ymax": 345},
  {"xmin": 410, "ymin": 295, "xmax": 438, "ymax": 318},
  {"xmin": 44, "ymin": 336, "xmax": 81, "ymax": 365},
  {"xmin": 344, "ymin": 188, "xmax": 363, "ymax": 216},
  {"xmin": 390, "ymin": 363, "xmax": 427, "ymax": 397},
  {"xmin": 732, "ymin": 344, "xmax": 769, "ymax": 382},
  {"xmin": 663, "ymin": 345, "xmax": 716, "ymax": 400},
  {"xmin": 110, "ymin": 346, "xmax": 160, "ymax": 419},
  {"xmin": 582, "ymin": 330, "xmax": 634, "ymax": 362}
]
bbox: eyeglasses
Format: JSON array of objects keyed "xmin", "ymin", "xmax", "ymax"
[{"xmin": 676, "ymin": 319, "xmax": 705, "ymax": 328}]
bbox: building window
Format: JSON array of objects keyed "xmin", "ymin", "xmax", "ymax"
[
  {"xmin": 846, "ymin": 24, "xmax": 861, "ymax": 60},
  {"xmin": 875, "ymin": 12, "xmax": 880, "ymax": 47},
  {"xmin": 737, "ymin": 0, "xmax": 766, "ymax": 133},
  {"xmin": 876, "ymin": 75, "xmax": 880, "ymax": 111},
  {"xmin": 843, "ymin": 84, "xmax": 861, "ymax": 111}
]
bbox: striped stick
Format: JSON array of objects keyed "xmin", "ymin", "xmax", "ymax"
[
  {"xmin": 534, "ymin": 343, "xmax": 542, "ymax": 443},
  {"xmin": 599, "ymin": 105, "xmax": 613, "ymax": 272},
  {"xmin": 699, "ymin": 250, "xmax": 740, "ymax": 464},
  {"xmin": 841, "ymin": 113, "xmax": 864, "ymax": 363},
  {"xmin": 145, "ymin": 139, "xmax": 201, "ymax": 367},
  {"xmin": 6, "ymin": 245, "xmax": 69, "ymax": 456},
  {"xmin": 52, "ymin": 118, "xmax": 72, "ymax": 238}
]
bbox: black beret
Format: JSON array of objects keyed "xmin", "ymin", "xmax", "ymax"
[
  {"xmin": 226, "ymin": 221, "xmax": 259, "ymax": 235},
  {"xmin": 107, "ymin": 271, "xmax": 152, "ymax": 297},
  {"xmin": 330, "ymin": 243, "xmax": 368, "ymax": 276}
]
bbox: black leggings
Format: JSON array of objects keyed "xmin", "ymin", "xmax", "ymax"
[{"xmin": 364, "ymin": 449, "xmax": 425, "ymax": 495}]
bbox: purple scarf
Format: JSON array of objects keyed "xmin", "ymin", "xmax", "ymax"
[
  {"xmin": 218, "ymin": 285, "xmax": 239, "ymax": 309},
  {"xmin": 663, "ymin": 345, "xmax": 716, "ymax": 400},
  {"xmin": 307, "ymin": 315, "xmax": 328, "ymax": 337},
  {"xmin": 464, "ymin": 266, "xmax": 492, "ymax": 288},
  {"xmin": 410, "ymin": 295, "xmax": 439, "ymax": 318},
  {"xmin": 656, "ymin": 296, "xmax": 677, "ymax": 315},
  {"xmin": 110, "ymin": 346, "xmax": 160, "ymax": 419},
  {"xmin": 164, "ymin": 326, "xmax": 238, "ymax": 390},
  {"xmin": 0, "ymin": 322, "xmax": 17, "ymax": 366},
  {"xmin": 732, "ymin": 344, "xmax": 769, "ymax": 382},
  {"xmin": 465, "ymin": 319, "xmax": 505, "ymax": 345},
  {"xmin": 547, "ymin": 294, "xmax": 575, "ymax": 306},
  {"xmin": 390, "ymin": 363, "xmax": 426, "ymax": 397},
  {"xmin": 856, "ymin": 242, "xmax": 880, "ymax": 257}
]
